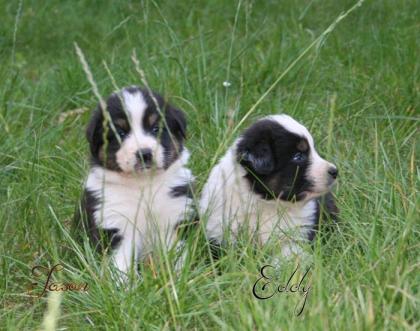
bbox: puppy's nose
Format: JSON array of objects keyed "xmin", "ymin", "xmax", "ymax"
[
  {"xmin": 136, "ymin": 148, "xmax": 153, "ymax": 164},
  {"xmin": 328, "ymin": 166, "xmax": 338, "ymax": 179}
]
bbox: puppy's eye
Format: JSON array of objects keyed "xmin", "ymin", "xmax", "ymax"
[
  {"xmin": 116, "ymin": 128, "xmax": 127, "ymax": 138},
  {"xmin": 151, "ymin": 125, "xmax": 160, "ymax": 135},
  {"xmin": 292, "ymin": 152, "xmax": 306, "ymax": 162}
]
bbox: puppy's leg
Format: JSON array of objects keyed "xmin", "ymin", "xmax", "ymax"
[
  {"xmin": 269, "ymin": 244, "xmax": 308, "ymax": 270},
  {"xmin": 171, "ymin": 212, "xmax": 199, "ymax": 271},
  {"xmin": 174, "ymin": 240, "xmax": 187, "ymax": 272},
  {"xmin": 112, "ymin": 236, "xmax": 139, "ymax": 283},
  {"xmin": 163, "ymin": 229, "xmax": 186, "ymax": 273},
  {"xmin": 281, "ymin": 241, "xmax": 304, "ymax": 258}
]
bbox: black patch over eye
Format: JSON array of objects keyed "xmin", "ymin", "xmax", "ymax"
[
  {"xmin": 151, "ymin": 125, "xmax": 160, "ymax": 135},
  {"xmin": 291, "ymin": 152, "xmax": 307, "ymax": 163}
]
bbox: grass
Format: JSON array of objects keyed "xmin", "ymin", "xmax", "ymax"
[{"xmin": 0, "ymin": 0, "xmax": 418, "ymax": 330}]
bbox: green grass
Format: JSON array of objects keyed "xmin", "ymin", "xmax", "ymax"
[{"xmin": 0, "ymin": 0, "xmax": 419, "ymax": 330}]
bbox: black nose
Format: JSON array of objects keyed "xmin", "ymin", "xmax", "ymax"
[
  {"xmin": 328, "ymin": 167, "xmax": 338, "ymax": 179},
  {"xmin": 136, "ymin": 148, "xmax": 153, "ymax": 164}
]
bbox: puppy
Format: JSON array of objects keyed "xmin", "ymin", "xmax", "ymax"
[
  {"xmin": 76, "ymin": 86, "xmax": 194, "ymax": 276},
  {"xmin": 200, "ymin": 115, "xmax": 338, "ymax": 257}
]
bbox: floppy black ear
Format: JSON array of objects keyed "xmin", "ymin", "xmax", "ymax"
[
  {"xmin": 86, "ymin": 108, "xmax": 103, "ymax": 157},
  {"xmin": 166, "ymin": 106, "xmax": 187, "ymax": 139},
  {"xmin": 238, "ymin": 141, "xmax": 274, "ymax": 175}
]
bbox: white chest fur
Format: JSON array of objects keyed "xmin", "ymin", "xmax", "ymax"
[{"xmin": 85, "ymin": 155, "xmax": 193, "ymax": 272}]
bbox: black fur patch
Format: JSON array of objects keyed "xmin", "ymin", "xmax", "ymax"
[
  {"xmin": 170, "ymin": 183, "xmax": 193, "ymax": 198},
  {"xmin": 307, "ymin": 192, "xmax": 339, "ymax": 241},
  {"xmin": 86, "ymin": 93, "xmax": 128, "ymax": 171},
  {"xmin": 236, "ymin": 119, "xmax": 314, "ymax": 201},
  {"xmin": 208, "ymin": 238, "xmax": 222, "ymax": 260},
  {"xmin": 102, "ymin": 228, "xmax": 123, "ymax": 250}
]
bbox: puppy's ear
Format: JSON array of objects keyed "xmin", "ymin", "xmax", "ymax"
[
  {"xmin": 166, "ymin": 106, "xmax": 187, "ymax": 139},
  {"xmin": 238, "ymin": 142, "xmax": 274, "ymax": 175},
  {"xmin": 86, "ymin": 108, "xmax": 103, "ymax": 157}
]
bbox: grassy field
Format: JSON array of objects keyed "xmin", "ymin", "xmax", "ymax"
[{"xmin": 0, "ymin": 0, "xmax": 419, "ymax": 330}]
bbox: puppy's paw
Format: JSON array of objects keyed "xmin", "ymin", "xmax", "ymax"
[{"xmin": 270, "ymin": 242, "xmax": 312, "ymax": 269}]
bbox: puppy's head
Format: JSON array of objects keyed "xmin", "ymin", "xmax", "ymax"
[
  {"xmin": 236, "ymin": 115, "xmax": 337, "ymax": 202},
  {"xmin": 86, "ymin": 86, "xmax": 186, "ymax": 174}
]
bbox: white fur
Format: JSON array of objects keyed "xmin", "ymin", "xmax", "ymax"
[
  {"xmin": 86, "ymin": 149, "xmax": 193, "ymax": 274},
  {"xmin": 200, "ymin": 115, "xmax": 334, "ymax": 256}
]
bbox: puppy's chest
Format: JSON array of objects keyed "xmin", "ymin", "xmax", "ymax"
[
  {"xmin": 93, "ymin": 180, "xmax": 188, "ymax": 230},
  {"xmin": 228, "ymin": 178, "xmax": 315, "ymax": 229},
  {"xmin": 233, "ymin": 193, "xmax": 317, "ymax": 239},
  {"xmin": 252, "ymin": 202, "xmax": 316, "ymax": 227}
]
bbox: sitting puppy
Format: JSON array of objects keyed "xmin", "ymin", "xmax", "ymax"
[
  {"xmin": 200, "ymin": 115, "xmax": 338, "ymax": 257},
  {"xmin": 76, "ymin": 86, "xmax": 194, "ymax": 276}
]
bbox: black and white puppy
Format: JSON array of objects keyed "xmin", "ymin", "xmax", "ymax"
[
  {"xmin": 77, "ymin": 86, "xmax": 194, "ymax": 276},
  {"xmin": 200, "ymin": 115, "xmax": 338, "ymax": 257}
]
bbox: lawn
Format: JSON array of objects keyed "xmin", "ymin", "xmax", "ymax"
[{"xmin": 0, "ymin": 0, "xmax": 418, "ymax": 330}]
